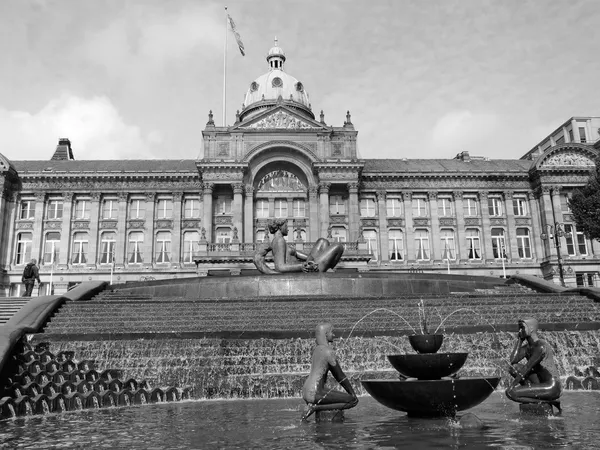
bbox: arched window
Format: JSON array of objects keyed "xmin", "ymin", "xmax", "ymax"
[
  {"xmin": 330, "ymin": 227, "xmax": 347, "ymax": 243},
  {"xmin": 216, "ymin": 227, "xmax": 231, "ymax": 244}
]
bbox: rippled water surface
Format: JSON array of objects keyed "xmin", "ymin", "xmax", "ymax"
[{"xmin": 1, "ymin": 392, "xmax": 599, "ymax": 449}]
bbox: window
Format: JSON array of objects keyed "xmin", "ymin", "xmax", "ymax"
[
  {"xmin": 256, "ymin": 200, "xmax": 269, "ymax": 219},
  {"xmin": 71, "ymin": 232, "xmax": 88, "ymax": 265},
  {"xmin": 156, "ymin": 199, "xmax": 173, "ymax": 219},
  {"xmin": 19, "ymin": 200, "xmax": 35, "ymax": 219},
  {"xmin": 155, "ymin": 231, "xmax": 171, "ymax": 263},
  {"xmin": 274, "ymin": 199, "xmax": 288, "ymax": 218},
  {"xmin": 389, "ymin": 229, "xmax": 404, "ymax": 261},
  {"xmin": 182, "ymin": 231, "xmax": 199, "ymax": 263},
  {"xmin": 565, "ymin": 224, "xmax": 575, "ymax": 256},
  {"xmin": 569, "ymin": 129, "xmax": 574, "ymax": 142},
  {"xmin": 516, "ymin": 228, "xmax": 532, "ymax": 259},
  {"xmin": 363, "ymin": 230, "xmax": 378, "ymax": 259},
  {"xmin": 74, "ymin": 199, "xmax": 90, "ymax": 220},
  {"xmin": 255, "ymin": 230, "xmax": 268, "ymax": 243},
  {"xmin": 386, "ymin": 198, "xmax": 402, "ymax": 217},
  {"xmin": 488, "ymin": 197, "xmax": 503, "ymax": 217},
  {"xmin": 491, "ymin": 228, "xmax": 506, "ymax": 259},
  {"xmin": 215, "ymin": 197, "xmax": 232, "ymax": 215},
  {"xmin": 513, "ymin": 197, "xmax": 527, "ymax": 216},
  {"xmin": 100, "ymin": 232, "xmax": 116, "ymax": 264},
  {"xmin": 102, "ymin": 199, "xmax": 118, "ymax": 219},
  {"xmin": 330, "ymin": 226, "xmax": 347, "ymax": 243},
  {"xmin": 438, "ymin": 197, "xmax": 453, "ymax": 217},
  {"xmin": 440, "ymin": 229, "xmax": 456, "ymax": 261},
  {"xmin": 565, "ymin": 224, "xmax": 588, "ymax": 256},
  {"xmin": 576, "ymin": 228, "xmax": 588, "ymax": 255},
  {"xmin": 466, "ymin": 228, "xmax": 481, "ymax": 260},
  {"xmin": 412, "ymin": 197, "xmax": 427, "ymax": 217},
  {"xmin": 330, "ymin": 196, "xmax": 346, "ymax": 215},
  {"xmin": 129, "ymin": 199, "xmax": 145, "ymax": 219},
  {"xmin": 295, "ymin": 229, "xmax": 307, "ymax": 242},
  {"xmin": 128, "ymin": 231, "xmax": 144, "ymax": 264},
  {"xmin": 216, "ymin": 227, "xmax": 231, "ymax": 244},
  {"xmin": 414, "ymin": 229, "xmax": 430, "ymax": 261},
  {"xmin": 360, "ymin": 198, "xmax": 376, "ymax": 217},
  {"xmin": 560, "ymin": 193, "xmax": 571, "ymax": 213},
  {"xmin": 183, "ymin": 198, "xmax": 201, "ymax": 219},
  {"xmin": 43, "ymin": 232, "xmax": 60, "ymax": 265},
  {"xmin": 16, "ymin": 232, "xmax": 32, "ymax": 265},
  {"xmin": 47, "ymin": 199, "xmax": 63, "ymax": 220},
  {"xmin": 579, "ymin": 127, "xmax": 587, "ymax": 143},
  {"xmin": 463, "ymin": 197, "xmax": 478, "ymax": 217},
  {"xmin": 293, "ymin": 199, "xmax": 305, "ymax": 217}
]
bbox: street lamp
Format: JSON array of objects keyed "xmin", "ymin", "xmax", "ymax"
[{"xmin": 540, "ymin": 223, "xmax": 571, "ymax": 287}]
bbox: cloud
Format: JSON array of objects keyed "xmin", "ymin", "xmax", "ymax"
[
  {"xmin": 0, "ymin": 95, "xmax": 162, "ymax": 161},
  {"xmin": 430, "ymin": 111, "xmax": 500, "ymax": 156}
]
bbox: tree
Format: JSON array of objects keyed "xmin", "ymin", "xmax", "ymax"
[{"xmin": 568, "ymin": 159, "xmax": 600, "ymax": 241}]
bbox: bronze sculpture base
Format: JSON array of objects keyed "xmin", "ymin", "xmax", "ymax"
[
  {"xmin": 519, "ymin": 403, "xmax": 556, "ymax": 416},
  {"xmin": 315, "ymin": 410, "xmax": 345, "ymax": 423}
]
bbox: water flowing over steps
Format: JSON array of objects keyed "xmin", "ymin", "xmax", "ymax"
[
  {"xmin": 0, "ymin": 298, "xmax": 30, "ymax": 324},
  {"xmin": 0, "ymin": 341, "xmax": 192, "ymax": 418}
]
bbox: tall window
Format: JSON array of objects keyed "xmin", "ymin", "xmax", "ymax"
[
  {"xmin": 363, "ymin": 230, "xmax": 378, "ymax": 259},
  {"xmin": 156, "ymin": 199, "xmax": 173, "ymax": 219},
  {"xmin": 74, "ymin": 199, "xmax": 90, "ymax": 220},
  {"xmin": 463, "ymin": 197, "xmax": 478, "ymax": 217},
  {"xmin": 565, "ymin": 224, "xmax": 575, "ymax": 256},
  {"xmin": 466, "ymin": 228, "xmax": 481, "ymax": 260},
  {"xmin": 438, "ymin": 197, "xmax": 453, "ymax": 217},
  {"xmin": 128, "ymin": 231, "xmax": 144, "ymax": 264},
  {"xmin": 255, "ymin": 230, "xmax": 267, "ymax": 243},
  {"xmin": 155, "ymin": 231, "xmax": 171, "ymax": 263},
  {"xmin": 386, "ymin": 198, "xmax": 402, "ymax": 217},
  {"xmin": 256, "ymin": 200, "xmax": 269, "ymax": 218},
  {"xmin": 293, "ymin": 199, "xmax": 305, "ymax": 217},
  {"xmin": 516, "ymin": 228, "xmax": 532, "ymax": 259},
  {"xmin": 513, "ymin": 197, "xmax": 527, "ymax": 216},
  {"xmin": 182, "ymin": 231, "xmax": 199, "ymax": 263},
  {"xmin": 16, "ymin": 232, "xmax": 32, "ymax": 265},
  {"xmin": 216, "ymin": 227, "xmax": 231, "ymax": 244},
  {"xmin": 100, "ymin": 232, "xmax": 116, "ymax": 264},
  {"xmin": 19, "ymin": 200, "xmax": 35, "ymax": 219},
  {"xmin": 330, "ymin": 226, "xmax": 347, "ymax": 243},
  {"xmin": 47, "ymin": 199, "xmax": 63, "ymax": 220},
  {"xmin": 488, "ymin": 197, "xmax": 503, "ymax": 217},
  {"xmin": 440, "ymin": 229, "xmax": 456, "ymax": 261},
  {"xmin": 565, "ymin": 224, "xmax": 587, "ymax": 256},
  {"xmin": 43, "ymin": 232, "xmax": 60, "ymax": 265},
  {"xmin": 71, "ymin": 232, "xmax": 88, "ymax": 264},
  {"xmin": 274, "ymin": 199, "xmax": 288, "ymax": 218},
  {"xmin": 102, "ymin": 199, "xmax": 118, "ymax": 219},
  {"xmin": 360, "ymin": 198, "xmax": 376, "ymax": 217},
  {"xmin": 183, "ymin": 198, "xmax": 201, "ymax": 219},
  {"xmin": 412, "ymin": 197, "xmax": 427, "ymax": 217},
  {"xmin": 414, "ymin": 229, "xmax": 430, "ymax": 261},
  {"xmin": 129, "ymin": 199, "xmax": 146, "ymax": 219},
  {"xmin": 560, "ymin": 193, "xmax": 571, "ymax": 213},
  {"xmin": 330, "ymin": 196, "xmax": 346, "ymax": 215},
  {"xmin": 215, "ymin": 197, "xmax": 232, "ymax": 215},
  {"xmin": 389, "ymin": 229, "xmax": 404, "ymax": 261},
  {"xmin": 579, "ymin": 126, "xmax": 587, "ymax": 143},
  {"xmin": 491, "ymin": 228, "xmax": 506, "ymax": 259}
]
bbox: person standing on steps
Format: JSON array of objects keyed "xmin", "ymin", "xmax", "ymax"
[{"xmin": 21, "ymin": 259, "xmax": 41, "ymax": 297}]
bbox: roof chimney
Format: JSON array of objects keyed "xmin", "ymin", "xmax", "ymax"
[{"xmin": 51, "ymin": 138, "xmax": 74, "ymax": 161}]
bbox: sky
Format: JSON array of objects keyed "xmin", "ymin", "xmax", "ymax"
[{"xmin": 0, "ymin": 0, "xmax": 599, "ymax": 162}]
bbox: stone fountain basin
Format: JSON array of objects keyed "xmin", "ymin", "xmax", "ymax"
[
  {"xmin": 361, "ymin": 377, "xmax": 501, "ymax": 417},
  {"xmin": 387, "ymin": 353, "xmax": 468, "ymax": 380}
]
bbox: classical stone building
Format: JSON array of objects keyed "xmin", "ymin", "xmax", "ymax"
[{"xmin": 1, "ymin": 43, "xmax": 599, "ymax": 296}]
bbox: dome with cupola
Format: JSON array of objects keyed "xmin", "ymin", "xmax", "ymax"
[{"xmin": 240, "ymin": 39, "xmax": 313, "ymax": 122}]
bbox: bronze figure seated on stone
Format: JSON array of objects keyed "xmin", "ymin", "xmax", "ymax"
[
  {"xmin": 505, "ymin": 318, "xmax": 562, "ymax": 412},
  {"xmin": 301, "ymin": 323, "xmax": 358, "ymax": 421},
  {"xmin": 253, "ymin": 218, "xmax": 344, "ymax": 274}
]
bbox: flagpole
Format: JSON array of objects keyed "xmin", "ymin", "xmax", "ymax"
[{"xmin": 223, "ymin": 6, "xmax": 228, "ymax": 126}]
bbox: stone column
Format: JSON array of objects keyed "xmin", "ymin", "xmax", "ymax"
[
  {"xmin": 479, "ymin": 191, "xmax": 493, "ymax": 261},
  {"xmin": 403, "ymin": 192, "xmax": 415, "ymax": 263},
  {"xmin": 427, "ymin": 191, "xmax": 439, "ymax": 261},
  {"xmin": 4, "ymin": 192, "xmax": 18, "ymax": 267},
  {"xmin": 57, "ymin": 192, "xmax": 74, "ymax": 269},
  {"xmin": 244, "ymin": 185, "xmax": 254, "ymax": 243},
  {"xmin": 376, "ymin": 190, "xmax": 389, "ymax": 262},
  {"xmin": 232, "ymin": 183, "xmax": 244, "ymax": 242},
  {"xmin": 550, "ymin": 186, "xmax": 570, "ymax": 253},
  {"xmin": 31, "ymin": 192, "xmax": 45, "ymax": 262},
  {"xmin": 528, "ymin": 191, "xmax": 543, "ymax": 261},
  {"xmin": 144, "ymin": 192, "xmax": 156, "ymax": 266},
  {"xmin": 308, "ymin": 186, "xmax": 319, "ymax": 242},
  {"xmin": 504, "ymin": 191, "xmax": 518, "ymax": 259},
  {"xmin": 88, "ymin": 192, "xmax": 101, "ymax": 267},
  {"xmin": 539, "ymin": 186, "xmax": 555, "ymax": 258},
  {"xmin": 113, "ymin": 192, "xmax": 128, "ymax": 268},
  {"xmin": 202, "ymin": 183, "xmax": 214, "ymax": 242},
  {"xmin": 319, "ymin": 182, "xmax": 331, "ymax": 238},
  {"xmin": 0, "ymin": 180, "xmax": 8, "ymax": 265},
  {"xmin": 347, "ymin": 182, "xmax": 359, "ymax": 242},
  {"xmin": 453, "ymin": 191, "xmax": 464, "ymax": 261},
  {"xmin": 171, "ymin": 192, "xmax": 183, "ymax": 267}
]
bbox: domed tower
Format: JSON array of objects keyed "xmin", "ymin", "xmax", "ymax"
[{"xmin": 239, "ymin": 39, "xmax": 314, "ymax": 122}]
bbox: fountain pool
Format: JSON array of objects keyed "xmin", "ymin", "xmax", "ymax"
[{"xmin": 2, "ymin": 392, "xmax": 600, "ymax": 449}]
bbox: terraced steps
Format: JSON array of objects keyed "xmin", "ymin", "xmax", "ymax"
[{"xmin": 0, "ymin": 298, "xmax": 30, "ymax": 324}]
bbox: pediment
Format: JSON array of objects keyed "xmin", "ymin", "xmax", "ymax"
[
  {"xmin": 537, "ymin": 144, "xmax": 597, "ymax": 170},
  {"xmin": 236, "ymin": 107, "xmax": 325, "ymax": 131}
]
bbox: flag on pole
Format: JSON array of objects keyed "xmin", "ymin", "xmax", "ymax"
[{"xmin": 227, "ymin": 14, "xmax": 245, "ymax": 56}]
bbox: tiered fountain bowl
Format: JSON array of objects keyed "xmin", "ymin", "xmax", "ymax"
[{"xmin": 361, "ymin": 334, "xmax": 500, "ymax": 418}]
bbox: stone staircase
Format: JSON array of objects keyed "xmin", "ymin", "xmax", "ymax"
[{"xmin": 0, "ymin": 298, "xmax": 30, "ymax": 324}]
